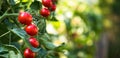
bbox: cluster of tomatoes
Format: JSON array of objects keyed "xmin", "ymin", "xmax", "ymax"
[
  {"xmin": 18, "ymin": 0, "xmax": 56, "ymax": 58},
  {"xmin": 18, "ymin": 12, "xmax": 39, "ymax": 58},
  {"xmin": 40, "ymin": 0, "xmax": 56, "ymax": 17}
]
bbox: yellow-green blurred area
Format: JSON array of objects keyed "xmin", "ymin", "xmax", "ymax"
[{"xmin": 46, "ymin": 0, "xmax": 120, "ymax": 58}]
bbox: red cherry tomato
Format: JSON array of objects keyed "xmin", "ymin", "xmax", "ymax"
[
  {"xmin": 42, "ymin": 0, "xmax": 52, "ymax": 7},
  {"xmin": 29, "ymin": 37, "xmax": 39, "ymax": 48},
  {"xmin": 51, "ymin": 4, "xmax": 56, "ymax": 11},
  {"xmin": 40, "ymin": 8, "xmax": 50, "ymax": 17},
  {"xmin": 18, "ymin": 12, "xmax": 32, "ymax": 25},
  {"xmin": 24, "ymin": 48, "xmax": 35, "ymax": 58},
  {"xmin": 25, "ymin": 23, "xmax": 38, "ymax": 36}
]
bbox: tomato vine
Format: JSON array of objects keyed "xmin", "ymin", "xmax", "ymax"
[{"xmin": 0, "ymin": 0, "xmax": 61, "ymax": 58}]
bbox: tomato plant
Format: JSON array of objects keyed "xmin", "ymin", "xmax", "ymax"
[{"xmin": 0, "ymin": 0, "xmax": 62, "ymax": 58}]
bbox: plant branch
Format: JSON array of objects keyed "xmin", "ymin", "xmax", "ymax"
[
  {"xmin": 9, "ymin": 32, "xmax": 11, "ymax": 45},
  {"xmin": 0, "ymin": 31, "xmax": 11, "ymax": 38},
  {"xmin": 0, "ymin": 13, "xmax": 19, "ymax": 23}
]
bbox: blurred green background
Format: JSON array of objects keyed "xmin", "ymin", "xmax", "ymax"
[{"xmin": 46, "ymin": 0, "xmax": 120, "ymax": 58}]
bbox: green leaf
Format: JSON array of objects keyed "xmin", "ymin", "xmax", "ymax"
[
  {"xmin": 0, "ymin": 45, "xmax": 22, "ymax": 58},
  {"xmin": 9, "ymin": 0, "xmax": 15, "ymax": 6},
  {"xmin": 38, "ymin": 33, "xmax": 56, "ymax": 50},
  {"xmin": 4, "ymin": 19, "xmax": 16, "ymax": 29},
  {"xmin": 0, "ymin": 53, "xmax": 8, "ymax": 58},
  {"xmin": 11, "ymin": 28, "xmax": 40, "ymax": 52},
  {"xmin": 50, "ymin": 12, "xmax": 58, "ymax": 21},
  {"xmin": 43, "ymin": 41, "xmax": 56, "ymax": 50},
  {"xmin": 36, "ymin": 48, "xmax": 47, "ymax": 58},
  {"xmin": 36, "ymin": 18, "xmax": 46, "ymax": 33},
  {"xmin": 11, "ymin": 28, "xmax": 28, "ymax": 39},
  {"xmin": 51, "ymin": 16, "xmax": 58, "ymax": 21},
  {"xmin": 9, "ymin": 51, "xmax": 17, "ymax": 58},
  {"xmin": 30, "ymin": 1, "xmax": 42, "ymax": 10},
  {"xmin": 40, "ymin": 36, "xmax": 55, "ymax": 50}
]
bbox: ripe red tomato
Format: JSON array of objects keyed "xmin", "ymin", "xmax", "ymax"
[
  {"xmin": 18, "ymin": 12, "xmax": 32, "ymax": 25},
  {"xmin": 25, "ymin": 23, "xmax": 38, "ymax": 36},
  {"xmin": 51, "ymin": 4, "xmax": 56, "ymax": 11},
  {"xmin": 24, "ymin": 48, "xmax": 35, "ymax": 58},
  {"xmin": 40, "ymin": 8, "xmax": 50, "ymax": 17},
  {"xmin": 42, "ymin": 0, "xmax": 52, "ymax": 7},
  {"xmin": 29, "ymin": 37, "xmax": 39, "ymax": 48}
]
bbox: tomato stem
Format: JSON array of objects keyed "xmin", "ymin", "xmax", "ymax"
[
  {"xmin": 9, "ymin": 32, "xmax": 11, "ymax": 45},
  {"xmin": 0, "ymin": 31, "xmax": 11, "ymax": 38}
]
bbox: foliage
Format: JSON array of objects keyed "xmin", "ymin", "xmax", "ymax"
[
  {"xmin": 51, "ymin": 0, "xmax": 103, "ymax": 58},
  {"xmin": 0, "ymin": 0, "xmax": 61, "ymax": 58}
]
